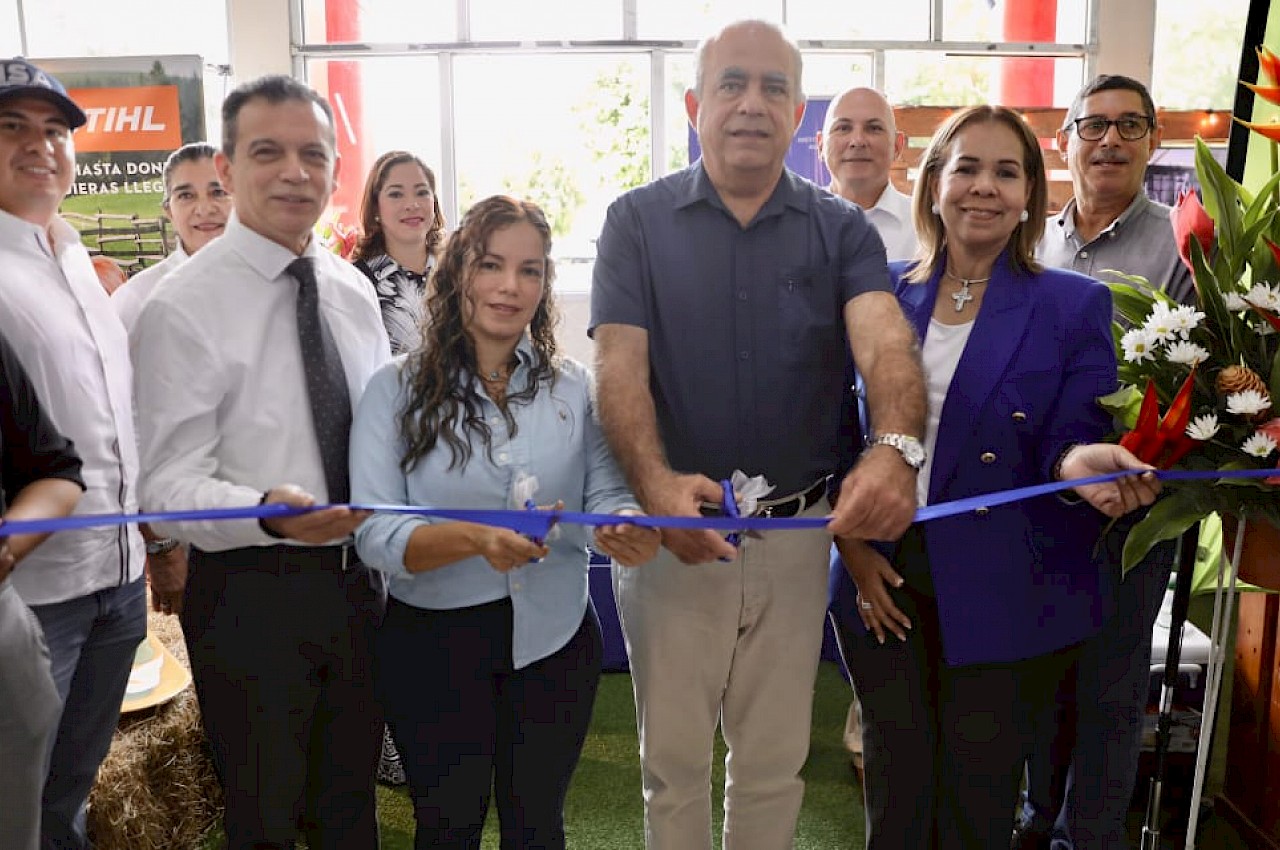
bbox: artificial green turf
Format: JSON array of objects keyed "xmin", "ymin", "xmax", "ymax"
[
  {"xmin": 374, "ymin": 662, "xmax": 864, "ymax": 849},
  {"xmin": 205, "ymin": 662, "xmax": 863, "ymax": 848}
]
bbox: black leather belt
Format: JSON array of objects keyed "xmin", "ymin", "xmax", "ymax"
[
  {"xmin": 750, "ymin": 477, "xmax": 830, "ymax": 518},
  {"xmin": 192, "ymin": 542, "xmax": 361, "ymax": 575},
  {"xmin": 700, "ymin": 477, "xmax": 830, "ymax": 520}
]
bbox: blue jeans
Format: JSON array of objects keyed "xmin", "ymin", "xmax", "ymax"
[
  {"xmin": 1020, "ymin": 536, "xmax": 1175, "ymax": 850},
  {"xmin": 29, "ymin": 577, "xmax": 146, "ymax": 850}
]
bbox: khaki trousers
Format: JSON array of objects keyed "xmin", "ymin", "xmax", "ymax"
[{"xmin": 614, "ymin": 499, "xmax": 832, "ymax": 850}]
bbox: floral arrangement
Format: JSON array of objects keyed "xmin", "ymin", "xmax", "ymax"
[
  {"xmin": 1099, "ymin": 45, "xmax": 1280, "ymax": 570},
  {"xmin": 316, "ymin": 212, "xmax": 359, "ymax": 260}
]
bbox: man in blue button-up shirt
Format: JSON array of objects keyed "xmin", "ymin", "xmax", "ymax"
[{"xmin": 591, "ymin": 19, "xmax": 926, "ymax": 849}]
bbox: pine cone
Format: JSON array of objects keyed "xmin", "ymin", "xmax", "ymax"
[{"xmin": 1217, "ymin": 364, "xmax": 1273, "ymax": 419}]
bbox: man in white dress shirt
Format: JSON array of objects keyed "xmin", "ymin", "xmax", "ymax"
[
  {"xmin": 817, "ymin": 86, "xmax": 916, "ymax": 261},
  {"xmin": 132, "ymin": 75, "xmax": 390, "ymax": 850},
  {"xmin": 0, "ymin": 57, "xmax": 186, "ymax": 850}
]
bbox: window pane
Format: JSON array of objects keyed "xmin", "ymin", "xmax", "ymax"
[
  {"xmin": 939, "ymin": 0, "xmax": 1087, "ymax": 43},
  {"xmin": 469, "ymin": 0, "xmax": 621, "ymax": 40},
  {"xmin": 637, "ymin": 0, "xmax": 783, "ymax": 40},
  {"xmin": 1152, "ymin": 0, "xmax": 1249, "ymax": 110},
  {"xmin": 23, "ymin": 0, "xmax": 227, "ymax": 59},
  {"xmin": 453, "ymin": 53, "xmax": 649, "ymax": 292},
  {"xmin": 786, "ymin": 0, "xmax": 929, "ymax": 40},
  {"xmin": 0, "ymin": 2, "xmax": 21, "ymax": 56},
  {"xmin": 304, "ymin": 56, "xmax": 443, "ymax": 224},
  {"xmin": 801, "ymin": 53, "xmax": 876, "ymax": 100},
  {"xmin": 886, "ymin": 53, "xmax": 1084, "ymax": 107},
  {"xmin": 299, "ymin": 0, "xmax": 457, "ymax": 44},
  {"xmin": 664, "ymin": 53, "xmax": 695, "ymax": 174}
]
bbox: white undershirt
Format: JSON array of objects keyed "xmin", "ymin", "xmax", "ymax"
[{"xmin": 919, "ymin": 317, "xmax": 976, "ymax": 507}]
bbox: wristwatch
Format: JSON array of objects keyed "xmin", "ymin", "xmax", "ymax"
[
  {"xmin": 868, "ymin": 433, "xmax": 927, "ymax": 471},
  {"xmin": 145, "ymin": 537, "xmax": 182, "ymax": 556}
]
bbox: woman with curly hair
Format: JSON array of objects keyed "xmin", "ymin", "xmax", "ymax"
[
  {"xmin": 351, "ymin": 195, "xmax": 658, "ymax": 849},
  {"xmin": 351, "ymin": 150, "xmax": 447, "ymax": 354}
]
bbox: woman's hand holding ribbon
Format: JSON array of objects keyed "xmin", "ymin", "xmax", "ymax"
[{"xmin": 1060, "ymin": 443, "xmax": 1162, "ymax": 518}]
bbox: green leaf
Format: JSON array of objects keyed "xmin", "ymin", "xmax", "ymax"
[
  {"xmin": 1189, "ymin": 237, "xmax": 1243, "ymax": 364},
  {"xmin": 1105, "ymin": 281, "xmax": 1158, "ymax": 327},
  {"xmin": 1098, "ymin": 385, "xmax": 1143, "ymax": 430},
  {"xmin": 1121, "ymin": 491, "xmax": 1208, "ymax": 574},
  {"xmin": 1243, "ymin": 170, "xmax": 1280, "ymax": 229},
  {"xmin": 1197, "ymin": 139, "xmax": 1244, "ymax": 273}
]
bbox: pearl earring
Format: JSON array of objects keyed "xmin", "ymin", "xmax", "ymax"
[
  {"xmin": 1018, "ymin": 210, "xmax": 1029, "ymax": 222},
  {"xmin": 931, "ymin": 203, "xmax": 941, "ymax": 216}
]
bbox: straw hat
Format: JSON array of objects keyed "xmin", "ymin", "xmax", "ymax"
[{"xmin": 121, "ymin": 633, "xmax": 191, "ymax": 713}]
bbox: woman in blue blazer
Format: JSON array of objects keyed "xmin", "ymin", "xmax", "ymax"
[{"xmin": 832, "ymin": 106, "xmax": 1160, "ymax": 850}]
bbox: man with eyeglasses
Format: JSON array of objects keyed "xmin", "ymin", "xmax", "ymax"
[{"xmin": 1015, "ymin": 74, "xmax": 1191, "ymax": 850}]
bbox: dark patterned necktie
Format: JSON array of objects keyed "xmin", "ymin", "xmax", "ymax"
[{"xmin": 286, "ymin": 257, "xmax": 351, "ymax": 504}]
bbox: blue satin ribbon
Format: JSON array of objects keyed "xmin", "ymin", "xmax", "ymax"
[{"xmin": 0, "ymin": 467, "xmax": 1274, "ymax": 539}]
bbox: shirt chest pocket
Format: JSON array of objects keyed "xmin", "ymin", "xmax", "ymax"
[{"xmin": 778, "ymin": 265, "xmax": 841, "ymax": 366}]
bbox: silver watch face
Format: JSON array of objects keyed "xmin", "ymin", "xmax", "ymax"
[
  {"xmin": 876, "ymin": 434, "xmax": 925, "ymax": 469},
  {"xmin": 900, "ymin": 438, "xmax": 926, "ymax": 468}
]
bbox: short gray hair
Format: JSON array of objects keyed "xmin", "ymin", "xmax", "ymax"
[{"xmin": 692, "ymin": 19, "xmax": 804, "ymax": 103}]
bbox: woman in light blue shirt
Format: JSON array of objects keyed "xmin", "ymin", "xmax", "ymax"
[{"xmin": 352, "ymin": 195, "xmax": 658, "ymax": 850}]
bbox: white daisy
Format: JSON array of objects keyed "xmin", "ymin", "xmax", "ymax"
[
  {"xmin": 1242, "ymin": 431, "xmax": 1277, "ymax": 457},
  {"xmin": 1121, "ymin": 327, "xmax": 1159, "ymax": 362},
  {"xmin": 1142, "ymin": 303, "xmax": 1178, "ymax": 344},
  {"xmin": 1167, "ymin": 305, "xmax": 1205, "ymax": 337},
  {"xmin": 1245, "ymin": 283, "xmax": 1280, "ymax": 312},
  {"xmin": 1165, "ymin": 341, "xmax": 1209, "ymax": 367},
  {"xmin": 1186, "ymin": 414, "xmax": 1220, "ymax": 441},
  {"xmin": 1224, "ymin": 291, "xmax": 1251, "ymax": 312},
  {"xmin": 1227, "ymin": 390, "xmax": 1272, "ymax": 416}
]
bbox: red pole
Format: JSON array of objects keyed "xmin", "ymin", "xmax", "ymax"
[
  {"xmin": 1000, "ymin": 0, "xmax": 1058, "ymax": 108},
  {"xmin": 325, "ymin": 0, "xmax": 366, "ymax": 228}
]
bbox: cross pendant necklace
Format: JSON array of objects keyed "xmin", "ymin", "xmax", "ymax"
[{"xmin": 945, "ymin": 271, "xmax": 991, "ymax": 313}]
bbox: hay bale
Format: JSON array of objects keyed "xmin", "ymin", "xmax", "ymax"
[{"xmin": 88, "ymin": 610, "xmax": 222, "ymax": 850}]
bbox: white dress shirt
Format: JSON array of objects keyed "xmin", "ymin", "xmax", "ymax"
[
  {"xmin": 112, "ymin": 243, "xmax": 188, "ymax": 333},
  {"xmin": 0, "ymin": 210, "xmax": 144, "ymax": 604},
  {"xmin": 864, "ymin": 184, "xmax": 917, "ymax": 262},
  {"xmin": 132, "ymin": 214, "xmax": 391, "ymax": 552}
]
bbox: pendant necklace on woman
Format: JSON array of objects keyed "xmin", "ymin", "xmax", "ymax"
[{"xmin": 945, "ymin": 270, "xmax": 991, "ymax": 312}]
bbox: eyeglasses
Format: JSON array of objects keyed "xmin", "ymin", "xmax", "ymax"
[{"xmin": 1068, "ymin": 115, "xmax": 1154, "ymax": 141}]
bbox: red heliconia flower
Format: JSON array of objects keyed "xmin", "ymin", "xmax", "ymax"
[
  {"xmin": 1119, "ymin": 374, "xmax": 1200, "ymax": 469},
  {"xmin": 1171, "ymin": 188, "xmax": 1215, "ymax": 274},
  {"xmin": 1235, "ymin": 116, "xmax": 1280, "ymax": 143},
  {"xmin": 1259, "ymin": 45, "xmax": 1280, "ymax": 85},
  {"xmin": 1245, "ymin": 81, "xmax": 1280, "ymax": 107}
]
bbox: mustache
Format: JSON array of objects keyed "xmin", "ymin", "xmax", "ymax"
[{"xmin": 1091, "ymin": 152, "xmax": 1130, "ymax": 165}]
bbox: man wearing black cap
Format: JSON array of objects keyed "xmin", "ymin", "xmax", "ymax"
[{"xmin": 0, "ymin": 57, "xmax": 180, "ymax": 849}]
